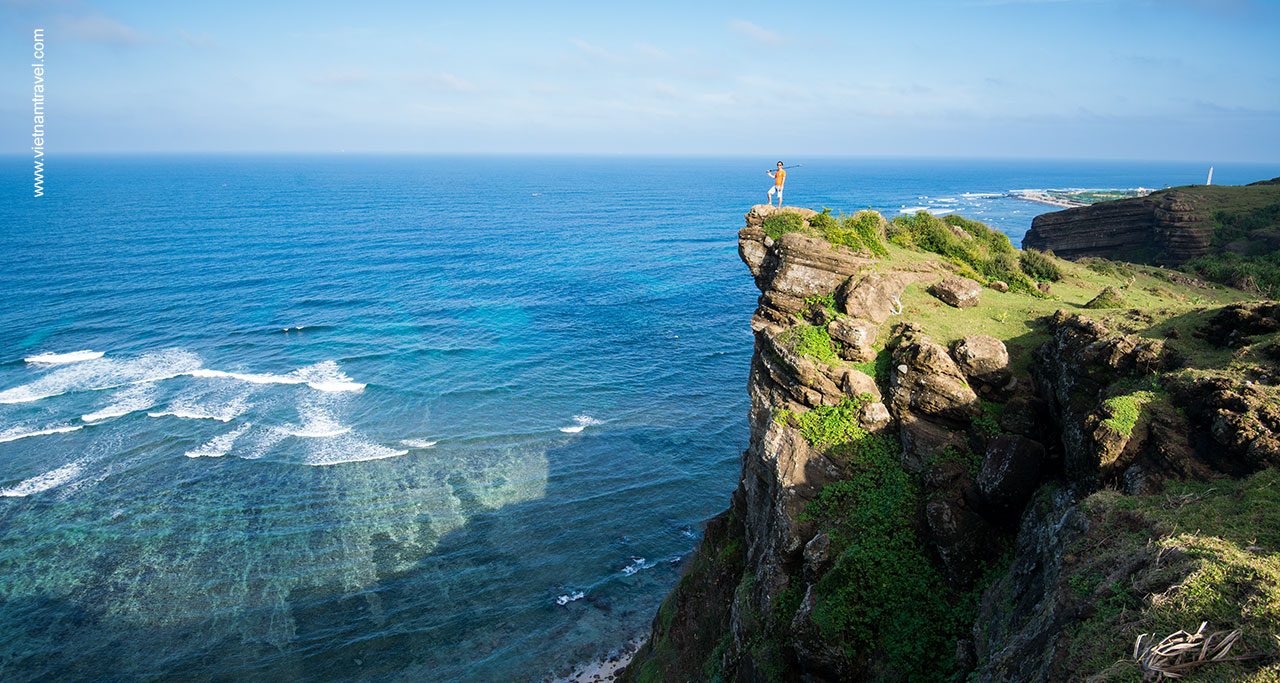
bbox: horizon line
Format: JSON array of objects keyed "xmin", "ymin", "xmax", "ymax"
[{"xmin": 0, "ymin": 151, "xmax": 1274, "ymax": 166}]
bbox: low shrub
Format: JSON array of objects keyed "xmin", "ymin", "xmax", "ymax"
[
  {"xmin": 888, "ymin": 211, "xmax": 1042, "ymax": 296},
  {"xmin": 762, "ymin": 211, "xmax": 805, "ymax": 240},
  {"xmin": 1085, "ymin": 286, "xmax": 1124, "ymax": 309},
  {"xmin": 1020, "ymin": 249, "xmax": 1063, "ymax": 282},
  {"xmin": 763, "ymin": 209, "xmax": 889, "ymax": 257}
]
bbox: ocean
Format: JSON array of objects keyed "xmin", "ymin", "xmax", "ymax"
[{"xmin": 0, "ymin": 156, "xmax": 1273, "ymax": 681}]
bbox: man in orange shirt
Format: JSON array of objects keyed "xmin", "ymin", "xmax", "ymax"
[{"xmin": 767, "ymin": 161, "xmax": 786, "ymax": 207}]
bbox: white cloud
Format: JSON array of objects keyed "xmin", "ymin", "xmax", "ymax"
[
  {"xmin": 57, "ymin": 12, "xmax": 146, "ymax": 46},
  {"xmin": 634, "ymin": 42, "xmax": 671, "ymax": 61},
  {"xmin": 729, "ymin": 19, "xmax": 782, "ymax": 46},
  {"xmin": 308, "ymin": 69, "xmax": 375, "ymax": 87},
  {"xmin": 178, "ymin": 29, "xmax": 215, "ymax": 48},
  {"xmin": 409, "ymin": 71, "xmax": 481, "ymax": 93},
  {"xmin": 570, "ymin": 39, "xmax": 620, "ymax": 62}
]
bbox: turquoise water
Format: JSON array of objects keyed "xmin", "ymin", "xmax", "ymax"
[{"xmin": 0, "ymin": 156, "xmax": 1273, "ymax": 680}]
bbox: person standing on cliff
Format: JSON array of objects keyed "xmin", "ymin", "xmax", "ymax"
[{"xmin": 767, "ymin": 161, "xmax": 786, "ymax": 207}]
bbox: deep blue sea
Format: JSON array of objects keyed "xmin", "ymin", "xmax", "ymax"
[{"xmin": 0, "ymin": 156, "xmax": 1274, "ymax": 681}]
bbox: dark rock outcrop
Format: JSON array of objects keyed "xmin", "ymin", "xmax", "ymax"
[
  {"xmin": 1022, "ymin": 180, "xmax": 1280, "ymax": 267},
  {"xmin": 1022, "ymin": 189, "xmax": 1213, "ymax": 265},
  {"xmin": 978, "ymin": 436, "xmax": 1046, "ymax": 513}
]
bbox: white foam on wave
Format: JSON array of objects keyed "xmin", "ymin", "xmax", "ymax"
[
  {"xmin": 294, "ymin": 361, "xmax": 366, "ymax": 392},
  {"xmin": 82, "ymin": 383, "xmax": 156, "ymax": 423},
  {"xmin": 285, "ymin": 403, "xmax": 352, "ymax": 438},
  {"xmin": 300, "ymin": 433, "xmax": 408, "ymax": 466},
  {"xmin": 559, "ymin": 414, "xmax": 602, "ymax": 434},
  {"xmin": 1, "ymin": 460, "xmax": 84, "ymax": 497},
  {"xmin": 556, "ymin": 590, "xmax": 585, "ymax": 606},
  {"xmin": 185, "ymin": 423, "xmax": 252, "ymax": 458},
  {"xmin": 0, "ymin": 349, "xmax": 201, "ymax": 405},
  {"xmin": 621, "ymin": 556, "xmax": 658, "ymax": 576},
  {"xmin": 401, "ymin": 439, "xmax": 438, "ymax": 449},
  {"xmin": 24, "ymin": 350, "xmax": 104, "ymax": 365},
  {"xmin": 188, "ymin": 368, "xmax": 301, "ymax": 385},
  {"xmin": 188, "ymin": 360, "xmax": 365, "ymax": 393},
  {"xmin": 0, "ymin": 424, "xmax": 84, "ymax": 443},
  {"xmin": 147, "ymin": 391, "xmax": 251, "ymax": 423}
]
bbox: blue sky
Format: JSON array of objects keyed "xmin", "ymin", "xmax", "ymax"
[{"xmin": 2, "ymin": 0, "xmax": 1278, "ymax": 160}]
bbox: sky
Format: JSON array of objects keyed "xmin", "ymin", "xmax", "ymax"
[{"xmin": 2, "ymin": 0, "xmax": 1279, "ymax": 160}]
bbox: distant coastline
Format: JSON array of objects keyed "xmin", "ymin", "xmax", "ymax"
[{"xmin": 1007, "ymin": 187, "xmax": 1154, "ymax": 209}]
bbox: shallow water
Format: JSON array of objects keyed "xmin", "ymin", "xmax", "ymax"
[{"xmin": 0, "ymin": 156, "xmax": 1272, "ymax": 680}]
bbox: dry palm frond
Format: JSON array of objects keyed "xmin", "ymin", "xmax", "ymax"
[
  {"xmin": 1132, "ymin": 622, "xmax": 1263, "ymax": 680},
  {"xmin": 1161, "ymin": 488, "xmax": 1213, "ymax": 510}
]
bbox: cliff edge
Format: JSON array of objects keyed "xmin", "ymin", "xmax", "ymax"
[
  {"xmin": 622, "ymin": 205, "xmax": 1280, "ymax": 682},
  {"xmin": 1022, "ymin": 178, "xmax": 1280, "ymax": 276}
]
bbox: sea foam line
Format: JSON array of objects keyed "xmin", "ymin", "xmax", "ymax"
[
  {"xmin": 186, "ymin": 423, "xmax": 252, "ymax": 458},
  {"xmin": 189, "ymin": 360, "xmax": 365, "ymax": 393},
  {"xmin": 0, "ymin": 349, "xmax": 201, "ymax": 404},
  {"xmin": 0, "ymin": 353, "xmax": 366, "ymax": 406},
  {"xmin": 0, "ymin": 424, "xmax": 84, "ymax": 444},
  {"xmin": 0, "ymin": 460, "xmax": 84, "ymax": 497},
  {"xmin": 301, "ymin": 437, "xmax": 408, "ymax": 466},
  {"xmin": 82, "ymin": 384, "xmax": 155, "ymax": 423},
  {"xmin": 24, "ymin": 350, "xmax": 104, "ymax": 365}
]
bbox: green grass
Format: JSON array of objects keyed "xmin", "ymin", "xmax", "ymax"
[
  {"xmin": 762, "ymin": 211, "xmax": 806, "ymax": 240},
  {"xmin": 1060, "ymin": 469, "xmax": 1280, "ymax": 681},
  {"xmin": 1101, "ymin": 390, "xmax": 1156, "ymax": 438},
  {"xmin": 851, "ymin": 347, "xmax": 892, "ymax": 392},
  {"xmin": 777, "ymin": 324, "xmax": 840, "ymax": 364},
  {"xmin": 872, "ymin": 239, "xmax": 1249, "ymax": 380}
]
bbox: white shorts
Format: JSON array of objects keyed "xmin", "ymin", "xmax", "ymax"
[{"xmin": 768, "ymin": 185, "xmax": 783, "ymax": 196}]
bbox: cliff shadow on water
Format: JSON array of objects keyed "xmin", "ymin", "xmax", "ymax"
[{"xmin": 624, "ymin": 204, "xmax": 1280, "ymax": 682}]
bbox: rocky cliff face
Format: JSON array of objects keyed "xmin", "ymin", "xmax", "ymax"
[
  {"xmin": 622, "ymin": 206, "xmax": 1280, "ymax": 682},
  {"xmin": 1021, "ymin": 190, "xmax": 1213, "ymax": 266}
]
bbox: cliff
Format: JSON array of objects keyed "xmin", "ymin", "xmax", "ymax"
[
  {"xmin": 622, "ymin": 205, "xmax": 1280, "ymax": 682},
  {"xmin": 1022, "ymin": 178, "xmax": 1280, "ymax": 268}
]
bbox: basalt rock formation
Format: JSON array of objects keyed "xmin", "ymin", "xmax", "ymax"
[
  {"xmin": 622, "ymin": 205, "xmax": 1280, "ymax": 682},
  {"xmin": 1022, "ymin": 179, "xmax": 1280, "ymax": 267}
]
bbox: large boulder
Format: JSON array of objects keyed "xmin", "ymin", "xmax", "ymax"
[
  {"xmin": 835, "ymin": 272, "xmax": 929, "ymax": 324},
  {"xmin": 899, "ymin": 414, "xmax": 968, "ymax": 474},
  {"xmin": 998, "ymin": 393, "xmax": 1049, "ymax": 439},
  {"xmin": 928, "ymin": 275, "xmax": 982, "ymax": 309},
  {"xmin": 767, "ymin": 232, "xmax": 873, "ymax": 300},
  {"xmin": 889, "ymin": 341, "xmax": 981, "ymax": 423},
  {"xmin": 951, "ymin": 335, "xmax": 1013, "ymax": 395},
  {"xmin": 827, "ymin": 317, "xmax": 878, "ymax": 363}
]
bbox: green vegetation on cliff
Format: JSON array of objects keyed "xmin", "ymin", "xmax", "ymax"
[
  {"xmin": 776, "ymin": 324, "xmax": 840, "ymax": 364},
  {"xmin": 762, "ymin": 209, "xmax": 889, "ymax": 256},
  {"xmin": 1185, "ymin": 192, "xmax": 1280, "ymax": 297},
  {"xmin": 628, "ymin": 203, "xmax": 1278, "ymax": 683},
  {"xmin": 1052, "ymin": 470, "xmax": 1280, "ymax": 681},
  {"xmin": 885, "ymin": 211, "xmax": 1040, "ymax": 295}
]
